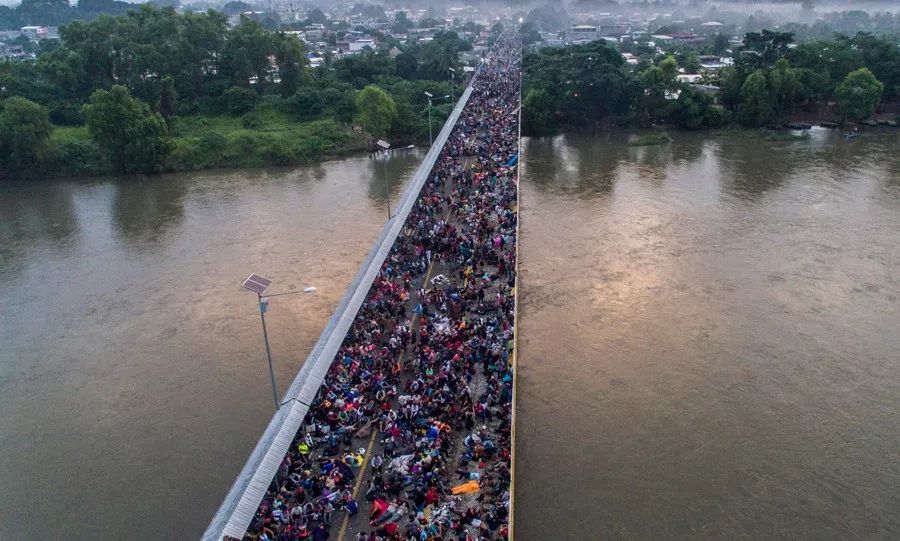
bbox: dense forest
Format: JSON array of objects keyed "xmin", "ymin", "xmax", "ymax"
[
  {"xmin": 0, "ymin": 6, "xmax": 481, "ymax": 178},
  {"xmin": 0, "ymin": 0, "xmax": 139, "ymax": 29},
  {"xmin": 523, "ymin": 31, "xmax": 899, "ymax": 135}
]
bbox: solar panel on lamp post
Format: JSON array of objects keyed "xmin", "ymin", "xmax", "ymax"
[
  {"xmin": 241, "ymin": 274, "xmax": 316, "ymax": 411},
  {"xmin": 376, "ymin": 139, "xmax": 391, "ymax": 221}
]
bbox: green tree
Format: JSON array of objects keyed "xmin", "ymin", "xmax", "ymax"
[
  {"xmin": 670, "ymin": 88, "xmax": 714, "ymax": 129},
  {"xmin": 717, "ymin": 66, "xmax": 745, "ymax": 111},
  {"xmin": 682, "ymin": 53, "xmax": 701, "ymax": 74},
  {"xmin": 522, "ymin": 88, "xmax": 557, "ymax": 135},
  {"xmin": 158, "ymin": 75, "xmax": 178, "ymax": 121},
  {"xmin": 288, "ymin": 88, "xmax": 325, "ymax": 119},
  {"xmin": 302, "ymin": 8, "xmax": 327, "ymax": 26},
  {"xmin": 836, "ymin": 68, "xmax": 884, "ymax": 122},
  {"xmin": 222, "ymin": 1, "xmax": 251, "ymax": 15},
  {"xmin": 640, "ymin": 56, "xmax": 678, "ymax": 123},
  {"xmin": 768, "ymin": 58, "xmax": 805, "ymax": 113},
  {"xmin": 712, "ymin": 33, "xmax": 729, "ymax": 54},
  {"xmin": 83, "ymin": 85, "xmax": 171, "ymax": 174},
  {"xmin": 0, "ymin": 97, "xmax": 53, "ymax": 175},
  {"xmin": 354, "ymin": 84, "xmax": 396, "ymax": 139},
  {"xmin": 222, "ymin": 86, "xmax": 258, "ymax": 114},
  {"xmin": 223, "ymin": 16, "xmax": 273, "ymax": 89},
  {"xmin": 274, "ymin": 32, "xmax": 308, "ymax": 97},
  {"xmin": 740, "ymin": 30, "xmax": 794, "ymax": 71},
  {"xmin": 738, "ymin": 70, "xmax": 775, "ymax": 126},
  {"xmin": 391, "ymin": 11, "xmax": 411, "ymax": 34}
]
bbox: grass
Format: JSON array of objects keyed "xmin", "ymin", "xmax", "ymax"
[
  {"xmin": 165, "ymin": 108, "xmax": 368, "ymax": 171},
  {"xmin": 44, "ymin": 105, "xmax": 368, "ymax": 177},
  {"xmin": 51, "ymin": 125, "xmax": 91, "ymax": 144},
  {"xmin": 629, "ymin": 133, "xmax": 672, "ymax": 146}
]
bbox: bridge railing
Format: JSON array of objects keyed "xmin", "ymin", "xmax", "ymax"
[{"xmin": 203, "ymin": 80, "xmax": 476, "ymax": 541}]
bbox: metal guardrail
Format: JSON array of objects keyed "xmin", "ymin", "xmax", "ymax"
[
  {"xmin": 509, "ymin": 64, "xmax": 522, "ymax": 541},
  {"xmin": 203, "ymin": 83, "xmax": 476, "ymax": 541}
]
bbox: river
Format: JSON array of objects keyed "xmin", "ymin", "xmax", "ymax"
[
  {"xmin": 0, "ymin": 150, "xmax": 424, "ymax": 540},
  {"xmin": 516, "ymin": 128, "xmax": 900, "ymax": 540},
  {"xmin": 2, "ymin": 129, "xmax": 899, "ymax": 540}
]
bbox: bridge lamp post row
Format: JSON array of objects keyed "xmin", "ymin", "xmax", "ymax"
[{"xmin": 241, "ymin": 273, "xmax": 316, "ymax": 411}]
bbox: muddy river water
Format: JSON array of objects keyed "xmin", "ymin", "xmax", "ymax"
[
  {"xmin": 516, "ymin": 129, "xmax": 900, "ymax": 540},
  {"xmin": 1, "ymin": 128, "xmax": 898, "ymax": 539}
]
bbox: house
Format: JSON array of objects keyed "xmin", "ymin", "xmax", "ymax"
[
  {"xmin": 348, "ymin": 38, "xmax": 376, "ymax": 52},
  {"xmin": 671, "ymin": 32, "xmax": 702, "ymax": 44},
  {"xmin": 599, "ymin": 23, "xmax": 630, "ymax": 38},
  {"xmin": 1, "ymin": 44, "xmax": 31, "ymax": 60},
  {"xmin": 20, "ymin": 26, "xmax": 49, "ymax": 40},
  {"xmin": 698, "ymin": 55, "xmax": 733, "ymax": 70},
  {"xmin": 676, "ymin": 74, "xmax": 703, "ymax": 84},
  {"xmin": 566, "ymin": 25, "xmax": 598, "ymax": 43}
]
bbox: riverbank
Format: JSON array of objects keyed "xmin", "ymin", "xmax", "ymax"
[
  {"xmin": 539, "ymin": 122, "xmax": 900, "ymax": 149},
  {"xmin": 41, "ymin": 109, "xmax": 370, "ymax": 179}
]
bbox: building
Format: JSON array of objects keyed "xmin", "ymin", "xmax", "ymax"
[
  {"xmin": 566, "ymin": 25, "xmax": 598, "ymax": 43},
  {"xmin": 698, "ymin": 55, "xmax": 733, "ymax": 70},
  {"xmin": 699, "ymin": 21, "xmax": 725, "ymax": 34},
  {"xmin": 348, "ymin": 38, "xmax": 375, "ymax": 52},
  {"xmin": 671, "ymin": 32, "xmax": 703, "ymax": 44},
  {"xmin": 621, "ymin": 52, "xmax": 639, "ymax": 65},
  {"xmin": 20, "ymin": 26, "xmax": 49, "ymax": 40}
]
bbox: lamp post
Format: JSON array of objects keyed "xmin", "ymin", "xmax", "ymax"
[
  {"xmin": 423, "ymin": 92, "xmax": 451, "ymax": 147},
  {"xmin": 376, "ymin": 139, "xmax": 391, "ymax": 220},
  {"xmin": 241, "ymin": 273, "xmax": 316, "ymax": 411},
  {"xmin": 448, "ymin": 67, "xmax": 456, "ymax": 105}
]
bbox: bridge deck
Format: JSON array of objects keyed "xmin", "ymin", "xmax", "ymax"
[
  {"xmin": 205, "ymin": 37, "xmax": 521, "ymax": 541},
  {"xmin": 203, "ymin": 86, "xmax": 474, "ymax": 541}
]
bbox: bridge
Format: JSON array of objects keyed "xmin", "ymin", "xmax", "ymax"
[{"xmin": 204, "ymin": 36, "xmax": 522, "ymax": 541}]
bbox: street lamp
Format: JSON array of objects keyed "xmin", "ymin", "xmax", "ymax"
[
  {"xmin": 376, "ymin": 139, "xmax": 391, "ymax": 220},
  {"xmin": 241, "ymin": 273, "xmax": 316, "ymax": 411},
  {"xmin": 448, "ymin": 67, "xmax": 456, "ymax": 104},
  {"xmin": 423, "ymin": 92, "xmax": 450, "ymax": 147}
]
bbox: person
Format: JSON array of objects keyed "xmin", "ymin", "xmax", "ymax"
[{"xmin": 311, "ymin": 523, "xmax": 329, "ymax": 541}]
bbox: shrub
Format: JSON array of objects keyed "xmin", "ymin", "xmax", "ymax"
[
  {"xmin": 49, "ymin": 102, "xmax": 84, "ymax": 126},
  {"xmin": 287, "ymin": 89, "xmax": 326, "ymax": 120},
  {"xmin": 702, "ymin": 106, "xmax": 727, "ymax": 128},
  {"xmin": 53, "ymin": 139, "xmax": 106, "ymax": 176},
  {"xmin": 320, "ymin": 88, "xmax": 356, "ymax": 123},
  {"xmin": 241, "ymin": 111, "xmax": 262, "ymax": 129},
  {"xmin": 197, "ymin": 131, "xmax": 228, "ymax": 154},
  {"xmin": 259, "ymin": 138, "xmax": 295, "ymax": 166},
  {"xmin": 166, "ymin": 137, "xmax": 206, "ymax": 171},
  {"xmin": 222, "ymin": 86, "xmax": 259, "ymax": 115}
]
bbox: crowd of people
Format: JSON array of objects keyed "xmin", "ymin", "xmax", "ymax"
[{"xmin": 241, "ymin": 34, "xmax": 522, "ymax": 541}]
